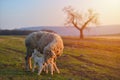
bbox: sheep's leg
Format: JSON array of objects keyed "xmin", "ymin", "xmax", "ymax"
[
  {"xmin": 32, "ymin": 63, "xmax": 36, "ymax": 72},
  {"xmin": 25, "ymin": 59, "xmax": 29, "ymax": 71},
  {"xmin": 25, "ymin": 56, "xmax": 32, "ymax": 71},
  {"xmin": 25, "ymin": 48, "xmax": 33, "ymax": 71},
  {"xmin": 53, "ymin": 62, "xmax": 60, "ymax": 74},
  {"xmin": 28, "ymin": 57, "xmax": 32, "ymax": 70}
]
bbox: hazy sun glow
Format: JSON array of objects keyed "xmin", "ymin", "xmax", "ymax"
[
  {"xmin": 74, "ymin": 0, "xmax": 120, "ymax": 25},
  {"xmin": 96, "ymin": 0, "xmax": 120, "ymax": 25}
]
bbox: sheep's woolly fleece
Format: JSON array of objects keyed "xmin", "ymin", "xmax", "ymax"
[{"xmin": 25, "ymin": 31, "xmax": 64, "ymax": 57}]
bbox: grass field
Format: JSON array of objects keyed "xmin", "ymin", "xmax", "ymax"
[{"xmin": 0, "ymin": 35, "xmax": 120, "ymax": 80}]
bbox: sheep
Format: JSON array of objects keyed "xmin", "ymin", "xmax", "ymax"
[
  {"xmin": 25, "ymin": 31, "xmax": 64, "ymax": 72},
  {"xmin": 32, "ymin": 49, "xmax": 60, "ymax": 75}
]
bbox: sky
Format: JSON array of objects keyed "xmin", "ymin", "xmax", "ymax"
[{"xmin": 0, "ymin": 0, "xmax": 120, "ymax": 29}]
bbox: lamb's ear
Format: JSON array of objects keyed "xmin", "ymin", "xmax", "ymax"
[{"xmin": 51, "ymin": 51, "xmax": 56, "ymax": 57}]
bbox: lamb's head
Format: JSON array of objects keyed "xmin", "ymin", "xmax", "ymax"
[
  {"xmin": 32, "ymin": 49, "xmax": 43, "ymax": 58},
  {"xmin": 44, "ymin": 50, "xmax": 56, "ymax": 62}
]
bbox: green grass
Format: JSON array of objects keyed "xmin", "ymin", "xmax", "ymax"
[{"xmin": 0, "ymin": 36, "xmax": 120, "ymax": 80}]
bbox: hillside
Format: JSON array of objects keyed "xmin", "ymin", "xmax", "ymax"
[
  {"xmin": 19, "ymin": 25, "xmax": 120, "ymax": 36},
  {"xmin": 0, "ymin": 36, "xmax": 120, "ymax": 80}
]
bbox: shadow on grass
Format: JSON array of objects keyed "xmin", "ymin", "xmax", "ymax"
[
  {"xmin": 4, "ymin": 47, "xmax": 24, "ymax": 54},
  {"xmin": 69, "ymin": 54, "xmax": 119, "ymax": 71},
  {"xmin": 0, "ymin": 69, "xmax": 71, "ymax": 80},
  {"xmin": 0, "ymin": 69, "xmax": 33, "ymax": 76}
]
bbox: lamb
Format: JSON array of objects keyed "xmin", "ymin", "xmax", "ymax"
[
  {"xmin": 25, "ymin": 31, "xmax": 64, "ymax": 73},
  {"xmin": 31, "ymin": 49, "xmax": 44, "ymax": 75},
  {"xmin": 45, "ymin": 55, "xmax": 60, "ymax": 75},
  {"xmin": 32, "ymin": 49, "xmax": 60, "ymax": 75}
]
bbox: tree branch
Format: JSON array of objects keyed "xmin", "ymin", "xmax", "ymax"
[
  {"xmin": 81, "ymin": 16, "xmax": 95, "ymax": 30},
  {"xmin": 71, "ymin": 14, "xmax": 81, "ymax": 30}
]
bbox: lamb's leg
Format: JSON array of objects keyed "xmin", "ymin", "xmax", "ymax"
[
  {"xmin": 50, "ymin": 63, "xmax": 54, "ymax": 75},
  {"xmin": 38, "ymin": 63, "xmax": 45, "ymax": 75},
  {"xmin": 43, "ymin": 63, "xmax": 46, "ymax": 71},
  {"xmin": 53, "ymin": 62, "xmax": 60, "ymax": 74},
  {"xmin": 52, "ymin": 63, "xmax": 55, "ymax": 72},
  {"xmin": 43, "ymin": 63, "xmax": 48, "ymax": 74}
]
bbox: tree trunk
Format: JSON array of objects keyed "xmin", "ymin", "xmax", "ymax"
[{"xmin": 80, "ymin": 29, "xmax": 84, "ymax": 39}]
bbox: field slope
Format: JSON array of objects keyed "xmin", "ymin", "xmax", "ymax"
[{"xmin": 0, "ymin": 36, "xmax": 120, "ymax": 80}]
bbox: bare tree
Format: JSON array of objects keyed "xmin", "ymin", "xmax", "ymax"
[{"xmin": 63, "ymin": 6, "xmax": 99, "ymax": 39}]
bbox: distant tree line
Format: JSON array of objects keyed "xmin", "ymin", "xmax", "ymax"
[
  {"xmin": 0, "ymin": 30, "xmax": 34, "ymax": 35},
  {"xmin": 0, "ymin": 29, "xmax": 56, "ymax": 35}
]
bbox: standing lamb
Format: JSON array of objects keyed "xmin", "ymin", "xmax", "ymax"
[
  {"xmin": 25, "ymin": 31, "xmax": 64, "ymax": 72},
  {"xmin": 31, "ymin": 49, "xmax": 44, "ymax": 74},
  {"xmin": 32, "ymin": 49, "xmax": 60, "ymax": 75}
]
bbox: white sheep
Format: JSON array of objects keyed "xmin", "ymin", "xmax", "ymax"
[
  {"xmin": 32, "ymin": 49, "xmax": 60, "ymax": 75},
  {"xmin": 25, "ymin": 31, "xmax": 64, "ymax": 74}
]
